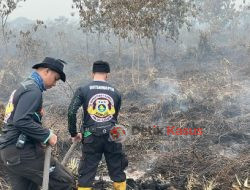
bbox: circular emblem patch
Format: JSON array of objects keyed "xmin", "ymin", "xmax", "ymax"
[{"xmin": 87, "ymin": 94, "xmax": 115, "ymax": 122}]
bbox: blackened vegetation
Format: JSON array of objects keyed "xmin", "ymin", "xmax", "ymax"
[
  {"xmin": 0, "ymin": 103, "xmax": 4, "ymax": 131},
  {"xmin": 0, "ymin": 0, "xmax": 250, "ymax": 189},
  {"xmin": 0, "ymin": 104, "xmax": 8, "ymax": 190}
]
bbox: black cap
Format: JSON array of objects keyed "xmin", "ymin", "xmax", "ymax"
[
  {"xmin": 32, "ymin": 57, "xmax": 66, "ymax": 82},
  {"xmin": 92, "ymin": 60, "xmax": 110, "ymax": 73}
]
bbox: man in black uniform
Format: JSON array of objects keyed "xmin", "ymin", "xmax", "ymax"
[
  {"xmin": 68, "ymin": 61, "xmax": 127, "ymax": 190},
  {"xmin": 0, "ymin": 57, "xmax": 75, "ymax": 190}
]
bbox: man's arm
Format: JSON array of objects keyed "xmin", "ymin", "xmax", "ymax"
[
  {"xmin": 13, "ymin": 89, "xmax": 51, "ymax": 144},
  {"xmin": 68, "ymin": 88, "xmax": 84, "ymax": 137}
]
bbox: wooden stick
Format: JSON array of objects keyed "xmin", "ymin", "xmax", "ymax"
[
  {"xmin": 61, "ymin": 141, "xmax": 78, "ymax": 166},
  {"xmin": 42, "ymin": 145, "xmax": 52, "ymax": 190}
]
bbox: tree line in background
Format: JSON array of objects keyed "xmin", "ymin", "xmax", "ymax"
[
  {"xmin": 0, "ymin": 0, "xmax": 249, "ymax": 88},
  {"xmin": 1, "ymin": 0, "xmax": 249, "ymax": 58},
  {"xmin": 73, "ymin": 0, "xmax": 195, "ymax": 63}
]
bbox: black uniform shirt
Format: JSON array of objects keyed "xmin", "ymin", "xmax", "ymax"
[
  {"xmin": 0, "ymin": 79, "xmax": 51, "ymax": 149},
  {"xmin": 68, "ymin": 80, "xmax": 122, "ymax": 137}
]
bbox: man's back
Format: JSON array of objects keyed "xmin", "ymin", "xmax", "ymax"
[
  {"xmin": 68, "ymin": 60, "xmax": 127, "ymax": 190},
  {"xmin": 0, "ymin": 79, "xmax": 46, "ymax": 149},
  {"xmin": 0, "ymin": 57, "xmax": 75, "ymax": 190},
  {"xmin": 68, "ymin": 80, "xmax": 121, "ymax": 135}
]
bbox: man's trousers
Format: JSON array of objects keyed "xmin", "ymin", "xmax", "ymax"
[
  {"xmin": 0, "ymin": 143, "xmax": 75, "ymax": 190},
  {"xmin": 78, "ymin": 134, "xmax": 128, "ymax": 187}
]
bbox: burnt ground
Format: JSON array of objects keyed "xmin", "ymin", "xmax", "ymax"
[{"xmin": 0, "ymin": 50, "xmax": 250, "ymax": 190}]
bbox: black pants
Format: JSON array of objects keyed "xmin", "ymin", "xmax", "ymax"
[
  {"xmin": 78, "ymin": 134, "xmax": 128, "ymax": 187},
  {"xmin": 0, "ymin": 144, "xmax": 75, "ymax": 190}
]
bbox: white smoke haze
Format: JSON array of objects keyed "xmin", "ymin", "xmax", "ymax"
[{"xmin": 0, "ymin": 0, "xmax": 250, "ymax": 189}]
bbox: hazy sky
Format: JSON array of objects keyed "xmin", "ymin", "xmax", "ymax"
[
  {"xmin": 9, "ymin": 0, "xmax": 250, "ymax": 21},
  {"xmin": 9, "ymin": 0, "xmax": 78, "ymax": 21}
]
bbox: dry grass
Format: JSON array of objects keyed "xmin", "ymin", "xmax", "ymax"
[
  {"xmin": 0, "ymin": 58, "xmax": 249, "ymax": 189},
  {"xmin": 0, "ymin": 103, "xmax": 4, "ymax": 130},
  {"xmin": 115, "ymin": 61, "xmax": 250, "ymax": 189},
  {"xmin": 0, "ymin": 104, "xmax": 10, "ymax": 190},
  {"xmin": 0, "ymin": 177, "xmax": 10, "ymax": 190}
]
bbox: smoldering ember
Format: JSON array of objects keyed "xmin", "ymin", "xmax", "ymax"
[{"xmin": 0, "ymin": 0, "xmax": 250, "ymax": 190}]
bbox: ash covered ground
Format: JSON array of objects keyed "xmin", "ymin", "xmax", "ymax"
[
  {"xmin": 0, "ymin": 4, "xmax": 250, "ymax": 188},
  {"xmin": 1, "ymin": 55, "xmax": 247, "ymax": 190}
]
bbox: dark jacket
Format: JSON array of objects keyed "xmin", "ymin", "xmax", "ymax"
[
  {"xmin": 0, "ymin": 78, "xmax": 51, "ymax": 149},
  {"xmin": 68, "ymin": 80, "xmax": 122, "ymax": 137}
]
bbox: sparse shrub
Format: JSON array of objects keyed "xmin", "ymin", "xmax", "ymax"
[
  {"xmin": 0, "ymin": 103, "xmax": 4, "ymax": 133},
  {"xmin": 197, "ymin": 32, "xmax": 214, "ymax": 60}
]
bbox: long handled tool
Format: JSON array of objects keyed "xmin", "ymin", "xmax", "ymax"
[
  {"xmin": 42, "ymin": 145, "xmax": 52, "ymax": 190},
  {"xmin": 61, "ymin": 141, "xmax": 78, "ymax": 166},
  {"xmin": 41, "ymin": 141, "xmax": 78, "ymax": 190}
]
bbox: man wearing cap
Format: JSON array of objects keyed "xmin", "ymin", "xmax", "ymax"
[
  {"xmin": 0, "ymin": 57, "xmax": 75, "ymax": 190},
  {"xmin": 68, "ymin": 61, "xmax": 128, "ymax": 190}
]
